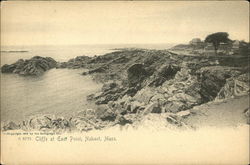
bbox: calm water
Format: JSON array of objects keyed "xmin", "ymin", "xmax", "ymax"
[
  {"xmin": 1, "ymin": 44, "xmax": 173, "ymax": 122},
  {"xmin": 1, "ymin": 69, "xmax": 103, "ymax": 122}
]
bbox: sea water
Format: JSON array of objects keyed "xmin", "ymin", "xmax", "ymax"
[{"xmin": 0, "ymin": 44, "xmax": 173, "ymax": 122}]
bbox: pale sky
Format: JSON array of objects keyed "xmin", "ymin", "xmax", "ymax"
[{"xmin": 1, "ymin": 1, "xmax": 249, "ymax": 46}]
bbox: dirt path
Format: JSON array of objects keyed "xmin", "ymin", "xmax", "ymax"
[{"xmin": 184, "ymin": 95, "xmax": 249, "ymax": 128}]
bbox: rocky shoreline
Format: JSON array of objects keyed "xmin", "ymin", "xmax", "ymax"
[
  {"xmin": 1, "ymin": 48, "xmax": 249, "ymax": 132},
  {"xmin": 1, "ymin": 56, "xmax": 57, "ymax": 76}
]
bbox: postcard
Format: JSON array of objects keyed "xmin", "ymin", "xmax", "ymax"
[{"xmin": 1, "ymin": 1, "xmax": 249, "ymax": 164}]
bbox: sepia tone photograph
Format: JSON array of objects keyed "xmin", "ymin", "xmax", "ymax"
[{"xmin": 1, "ymin": 1, "xmax": 249, "ymax": 164}]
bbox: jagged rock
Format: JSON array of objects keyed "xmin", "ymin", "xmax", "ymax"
[
  {"xmin": 197, "ymin": 66, "xmax": 241, "ymax": 102},
  {"xmin": 16, "ymin": 115, "xmax": 71, "ymax": 131},
  {"xmin": 112, "ymin": 56, "xmax": 130, "ymax": 64},
  {"xmin": 123, "ymin": 114, "xmax": 138, "ymax": 124},
  {"xmin": 88, "ymin": 65, "xmax": 109, "ymax": 74},
  {"xmin": 2, "ymin": 121, "xmax": 20, "ymax": 131},
  {"xmin": 141, "ymin": 102, "xmax": 162, "ymax": 115},
  {"xmin": 115, "ymin": 114, "xmax": 134, "ymax": 126},
  {"xmin": 168, "ymin": 93, "xmax": 199, "ymax": 105},
  {"xmin": 125, "ymin": 100, "xmax": 144, "ymax": 113},
  {"xmin": 95, "ymin": 93, "xmax": 121, "ymax": 105},
  {"xmin": 102, "ymin": 82, "xmax": 118, "ymax": 92},
  {"xmin": 148, "ymin": 64, "xmax": 181, "ymax": 87},
  {"xmin": 216, "ymin": 73, "xmax": 250, "ymax": 100},
  {"xmin": 88, "ymin": 83, "xmax": 126, "ymax": 104},
  {"xmin": 1, "ymin": 64, "xmax": 16, "ymax": 73},
  {"xmin": 70, "ymin": 117, "xmax": 97, "ymax": 132},
  {"xmin": 63, "ymin": 56, "xmax": 92, "ymax": 69},
  {"xmin": 150, "ymin": 93, "xmax": 166, "ymax": 105},
  {"xmin": 130, "ymin": 101, "xmax": 144, "ymax": 112},
  {"xmin": 127, "ymin": 63, "xmax": 147, "ymax": 87},
  {"xmin": 1, "ymin": 56, "xmax": 57, "ymax": 76},
  {"xmin": 1, "ymin": 59, "xmax": 25, "ymax": 73},
  {"xmin": 166, "ymin": 115, "xmax": 184, "ymax": 127},
  {"xmin": 112, "ymin": 95, "xmax": 132, "ymax": 108},
  {"xmin": 99, "ymin": 111, "xmax": 116, "ymax": 121},
  {"xmin": 56, "ymin": 62, "xmax": 68, "ymax": 68},
  {"xmin": 133, "ymin": 87, "xmax": 155, "ymax": 104},
  {"xmin": 13, "ymin": 59, "xmax": 26, "ymax": 73},
  {"xmin": 94, "ymin": 105, "xmax": 117, "ymax": 121},
  {"xmin": 69, "ymin": 109, "xmax": 114, "ymax": 131},
  {"xmin": 124, "ymin": 87, "xmax": 139, "ymax": 97},
  {"xmin": 28, "ymin": 115, "xmax": 54, "ymax": 130},
  {"xmin": 165, "ymin": 101, "xmax": 187, "ymax": 113},
  {"xmin": 136, "ymin": 68, "xmax": 202, "ymax": 113},
  {"xmin": 82, "ymin": 71, "xmax": 89, "ymax": 75}
]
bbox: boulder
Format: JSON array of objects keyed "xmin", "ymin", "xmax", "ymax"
[
  {"xmin": 70, "ymin": 117, "xmax": 97, "ymax": 132},
  {"xmin": 133, "ymin": 87, "xmax": 155, "ymax": 104},
  {"xmin": 95, "ymin": 105, "xmax": 117, "ymax": 121},
  {"xmin": 131, "ymin": 101, "xmax": 144, "ymax": 112},
  {"xmin": 99, "ymin": 111, "xmax": 117, "ymax": 121},
  {"xmin": 166, "ymin": 115, "xmax": 183, "ymax": 127},
  {"xmin": 50, "ymin": 118, "xmax": 71, "ymax": 130},
  {"xmin": 126, "ymin": 100, "xmax": 144, "ymax": 113},
  {"xmin": 142, "ymin": 102, "xmax": 162, "ymax": 115},
  {"xmin": 123, "ymin": 114, "xmax": 138, "ymax": 123},
  {"xmin": 115, "ymin": 114, "xmax": 133, "ymax": 126},
  {"xmin": 150, "ymin": 93, "xmax": 167, "ymax": 105},
  {"xmin": 28, "ymin": 115, "xmax": 55, "ymax": 130},
  {"xmin": 70, "ymin": 108, "xmax": 109, "ymax": 131},
  {"xmin": 165, "ymin": 101, "xmax": 186, "ymax": 113}
]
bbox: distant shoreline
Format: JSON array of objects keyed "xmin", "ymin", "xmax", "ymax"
[{"xmin": 1, "ymin": 50, "xmax": 29, "ymax": 53}]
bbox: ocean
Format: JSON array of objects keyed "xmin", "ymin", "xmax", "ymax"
[{"xmin": 1, "ymin": 44, "xmax": 173, "ymax": 122}]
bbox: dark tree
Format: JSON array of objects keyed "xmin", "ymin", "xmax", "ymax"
[
  {"xmin": 239, "ymin": 41, "xmax": 250, "ymax": 56},
  {"xmin": 205, "ymin": 32, "xmax": 231, "ymax": 54}
]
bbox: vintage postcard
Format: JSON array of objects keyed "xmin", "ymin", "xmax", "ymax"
[{"xmin": 1, "ymin": 1, "xmax": 249, "ymax": 164}]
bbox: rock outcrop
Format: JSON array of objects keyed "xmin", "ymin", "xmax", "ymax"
[
  {"xmin": 57, "ymin": 56, "xmax": 92, "ymax": 69},
  {"xmin": 197, "ymin": 66, "xmax": 241, "ymax": 102},
  {"xmin": 83, "ymin": 49, "xmax": 248, "ymax": 121},
  {"xmin": 127, "ymin": 63, "xmax": 148, "ymax": 87},
  {"xmin": 216, "ymin": 73, "xmax": 250, "ymax": 100},
  {"xmin": 1, "ymin": 56, "xmax": 57, "ymax": 76}
]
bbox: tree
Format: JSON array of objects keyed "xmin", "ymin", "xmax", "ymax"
[
  {"xmin": 239, "ymin": 41, "xmax": 250, "ymax": 56},
  {"xmin": 205, "ymin": 32, "xmax": 231, "ymax": 54}
]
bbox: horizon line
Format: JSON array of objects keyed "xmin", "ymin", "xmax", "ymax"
[{"xmin": 1, "ymin": 42, "xmax": 180, "ymax": 47}]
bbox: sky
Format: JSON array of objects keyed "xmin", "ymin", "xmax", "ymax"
[{"xmin": 1, "ymin": 1, "xmax": 249, "ymax": 46}]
